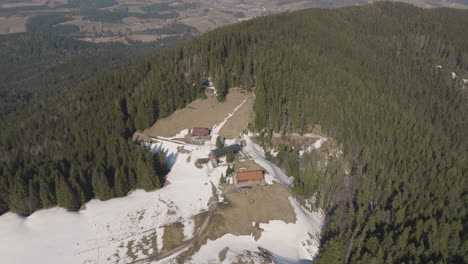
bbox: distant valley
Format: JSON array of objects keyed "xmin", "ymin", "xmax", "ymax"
[{"xmin": 1, "ymin": 0, "xmax": 467, "ymax": 44}]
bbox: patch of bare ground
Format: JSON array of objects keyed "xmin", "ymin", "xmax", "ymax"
[
  {"xmin": 126, "ymin": 232, "xmax": 158, "ymax": 261},
  {"xmin": 218, "ymin": 92, "xmax": 254, "ymax": 139},
  {"xmin": 177, "ymin": 183, "xmax": 292, "ymax": 263},
  {"xmin": 173, "ymin": 137, "xmax": 204, "ymax": 145},
  {"xmin": 182, "ymin": 183, "xmax": 295, "ymax": 262},
  {"xmin": 218, "ymin": 247, "xmax": 229, "ymax": 262},
  {"xmin": 270, "ymin": 132, "xmax": 321, "ymax": 150},
  {"xmin": 126, "ymin": 240, "xmax": 138, "ymax": 261},
  {"xmin": 0, "ymin": 16, "xmax": 28, "ymax": 34},
  {"xmin": 178, "ymin": 16, "xmax": 217, "ymax": 33},
  {"xmin": 162, "ymin": 222, "xmax": 185, "ymax": 252},
  {"xmin": 216, "ymin": 183, "xmax": 295, "ymax": 237},
  {"xmin": 163, "ymin": 180, "xmax": 171, "ymax": 187},
  {"xmin": 132, "ymin": 132, "xmax": 158, "ymax": 143},
  {"xmin": 177, "ymin": 146, "xmax": 191, "ymax": 154},
  {"xmin": 194, "ymin": 211, "xmax": 209, "ymax": 233},
  {"xmin": 143, "ymin": 89, "xmax": 252, "ymax": 138},
  {"xmin": 1, "ymin": 0, "xmax": 48, "ymax": 8}
]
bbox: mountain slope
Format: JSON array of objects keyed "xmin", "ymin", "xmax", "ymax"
[
  {"xmin": 0, "ymin": 2, "xmax": 466, "ymax": 263},
  {"xmin": 0, "ymin": 32, "xmax": 191, "ymax": 119}
]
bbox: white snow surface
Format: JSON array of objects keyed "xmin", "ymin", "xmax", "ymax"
[
  {"xmin": 308, "ymin": 137, "xmax": 328, "ymax": 151},
  {"xmin": 298, "ymin": 137, "xmax": 328, "ymax": 156},
  {"xmin": 0, "ymin": 138, "xmax": 225, "ymax": 264},
  {"xmin": 241, "ymin": 134, "xmax": 294, "ymax": 186},
  {"xmin": 0, "ymin": 99, "xmax": 324, "ymax": 264},
  {"xmin": 190, "ymin": 197, "xmax": 323, "ymax": 264}
]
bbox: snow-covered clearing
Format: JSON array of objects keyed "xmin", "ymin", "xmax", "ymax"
[
  {"xmin": 0, "ymin": 99, "xmax": 324, "ymax": 264},
  {"xmin": 0, "ymin": 137, "xmax": 225, "ymax": 263}
]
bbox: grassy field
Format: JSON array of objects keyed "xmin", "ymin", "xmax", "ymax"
[
  {"xmin": 234, "ymin": 159, "xmax": 265, "ymax": 173},
  {"xmin": 204, "ymin": 183, "xmax": 296, "ymax": 242},
  {"xmin": 162, "ymin": 222, "xmax": 185, "ymax": 252},
  {"xmin": 219, "ymin": 92, "xmax": 254, "ymax": 139},
  {"xmin": 143, "ymin": 89, "xmax": 252, "ymax": 138}
]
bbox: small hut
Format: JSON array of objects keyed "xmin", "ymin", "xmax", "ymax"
[{"xmin": 191, "ymin": 127, "xmax": 210, "ymax": 137}]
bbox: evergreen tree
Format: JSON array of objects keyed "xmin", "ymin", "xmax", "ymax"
[
  {"xmin": 226, "ymin": 151, "xmax": 234, "ymax": 163},
  {"xmin": 219, "ymin": 173, "xmax": 226, "ymax": 184},
  {"xmin": 216, "ymin": 136, "xmax": 223, "ymax": 148},
  {"xmin": 56, "ymin": 178, "xmax": 80, "ymax": 211}
]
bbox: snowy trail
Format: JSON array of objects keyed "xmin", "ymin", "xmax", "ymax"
[
  {"xmin": 242, "ymin": 134, "xmax": 294, "ymax": 187},
  {"xmin": 210, "ymin": 98, "xmax": 247, "ymax": 144}
]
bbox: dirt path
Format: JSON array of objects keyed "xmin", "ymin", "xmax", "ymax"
[
  {"xmin": 133, "ymin": 132, "xmax": 189, "ymax": 146},
  {"xmin": 133, "ymin": 196, "xmax": 219, "ymax": 263},
  {"xmin": 218, "ymin": 94, "xmax": 254, "ymax": 139}
]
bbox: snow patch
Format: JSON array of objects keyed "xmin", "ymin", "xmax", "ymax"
[
  {"xmin": 183, "ymin": 218, "xmax": 195, "ymax": 240},
  {"xmin": 173, "ymin": 128, "xmax": 190, "ymax": 138}
]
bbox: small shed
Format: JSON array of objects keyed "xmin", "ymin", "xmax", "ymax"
[
  {"xmin": 210, "ymin": 144, "xmax": 242, "ymax": 159},
  {"xmin": 236, "ymin": 170, "xmax": 264, "ymax": 184},
  {"xmin": 209, "ymin": 144, "xmax": 242, "ymax": 167},
  {"xmin": 191, "ymin": 127, "xmax": 210, "ymax": 137}
]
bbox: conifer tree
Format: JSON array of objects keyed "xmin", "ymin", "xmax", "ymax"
[
  {"xmin": 226, "ymin": 151, "xmax": 234, "ymax": 163},
  {"xmin": 216, "ymin": 136, "xmax": 223, "ymax": 148}
]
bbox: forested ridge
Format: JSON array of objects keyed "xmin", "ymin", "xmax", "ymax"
[
  {"xmin": 0, "ymin": 32, "xmax": 192, "ymax": 119},
  {"xmin": 0, "ymin": 3, "xmax": 466, "ymax": 263}
]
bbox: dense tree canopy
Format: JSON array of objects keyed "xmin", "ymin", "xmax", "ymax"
[{"xmin": 0, "ymin": 3, "xmax": 466, "ymax": 263}]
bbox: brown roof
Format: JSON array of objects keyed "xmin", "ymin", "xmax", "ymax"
[
  {"xmin": 192, "ymin": 127, "xmax": 210, "ymax": 136},
  {"xmin": 237, "ymin": 170, "xmax": 263, "ymax": 182}
]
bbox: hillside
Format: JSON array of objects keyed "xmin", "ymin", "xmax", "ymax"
[
  {"xmin": 1, "ymin": 0, "xmax": 466, "ymax": 44},
  {"xmin": 0, "ymin": 2, "xmax": 467, "ymax": 263},
  {"xmin": 0, "ymin": 32, "xmax": 191, "ymax": 120},
  {"xmin": 0, "ymin": 98, "xmax": 324, "ymax": 263}
]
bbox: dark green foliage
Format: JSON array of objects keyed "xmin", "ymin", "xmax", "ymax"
[
  {"xmin": 79, "ymin": 8, "xmax": 129, "ymax": 23},
  {"xmin": 58, "ymin": 0, "xmax": 118, "ymax": 9},
  {"xmin": 141, "ymin": 2, "xmax": 200, "ymax": 13},
  {"xmin": 226, "ymin": 151, "xmax": 234, "ymax": 163},
  {"xmin": 215, "ymin": 136, "xmax": 223, "ymax": 148},
  {"xmin": 56, "ymin": 177, "xmax": 80, "ymax": 211},
  {"xmin": 0, "ymin": 4, "xmax": 466, "ymax": 263},
  {"xmin": 0, "ymin": 5, "xmax": 50, "ymax": 16},
  {"xmin": 122, "ymin": 3, "xmax": 464, "ymax": 262},
  {"xmin": 226, "ymin": 166, "xmax": 234, "ymax": 176},
  {"xmin": 220, "ymin": 173, "xmax": 226, "ymax": 184},
  {"xmin": 0, "ymin": 32, "xmax": 191, "ymax": 119},
  {"xmin": 137, "ymin": 23, "xmax": 199, "ymax": 35},
  {"xmin": 0, "ymin": 35, "xmax": 193, "ymax": 215},
  {"xmin": 26, "ymin": 14, "xmax": 74, "ymax": 33},
  {"xmin": 215, "ymin": 68, "xmax": 228, "ymax": 101}
]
